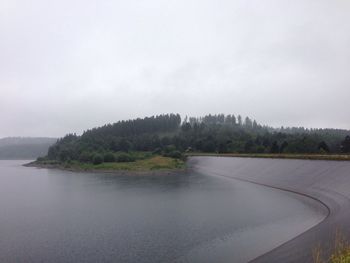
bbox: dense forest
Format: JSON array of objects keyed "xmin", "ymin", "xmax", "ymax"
[
  {"xmin": 0, "ymin": 137, "xmax": 57, "ymax": 160},
  {"xmin": 43, "ymin": 114, "xmax": 350, "ymax": 164}
]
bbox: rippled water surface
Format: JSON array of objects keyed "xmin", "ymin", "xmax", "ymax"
[{"xmin": 0, "ymin": 160, "xmax": 326, "ymax": 263}]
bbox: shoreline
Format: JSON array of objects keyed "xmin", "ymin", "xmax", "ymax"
[
  {"xmin": 186, "ymin": 152, "xmax": 350, "ymax": 161},
  {"xmin": 24, "ymin": 152, "xmax": 350, "ymax": 175},
  {"xmin": 24, "ymin": 161, "xmax": 187, "ymax": 176}
]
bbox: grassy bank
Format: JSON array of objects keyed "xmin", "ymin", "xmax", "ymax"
[
  {"xmin": 186, "ymin": 153, "xmax": 350, "ymax": 161},
  {"xmin": 28, "ymin": 155, "xmax": 185, "ymax": 172},
  {"xmin": 313, "ymin": 231, "xmax": 350, "ymax": 263}
]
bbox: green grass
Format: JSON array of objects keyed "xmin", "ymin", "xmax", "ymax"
[
  {"xmin": 186, "ymin": 152, "xmax": 350, "ymax": 161},
  {"xmin": 313, "ymin": 231, "xmax": 350, "ymax": 263},
  {"xmin": 120, "ymin": 151, "xmax": 153, "ymax": 160},
  {"xmin": 33, "ymin": 155, "xmax": 185, "ymax": 172},
  {"xmin": 73, "ymin": 156, "xmax": 184, "ymax": 171}
]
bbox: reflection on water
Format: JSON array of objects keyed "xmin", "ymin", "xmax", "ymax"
[{"xmin": 0, "ymin": 160, "xmax": 326, "ymax": 263}]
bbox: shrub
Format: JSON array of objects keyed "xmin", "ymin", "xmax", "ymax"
[
  {"xmin": 92, "ymin": 154, "xmax": 103, "ymax": 165},
  {"xmin": 256, "ymin": 146, "xmax": 266, "ymax": 153},
  {"xmin": 36, "ymin": 157, "xmax": 46, "ymax": 162},
  {"xmin": 313, "ymin": 230, "xmax": 350, "ymax": 263},
  {"xmin": 152, "ymin": 148, "xmax": 162, "ymax": 155},
  {"xmin": 185, "ymin": 147, "xmax": 193, "ymax": 153},
  {"xmin": 163, "ymin": 145, "xmax": 177, "ymax": 154},
  {"xmin": 79, "ymin": 151, "xmax": 93, "ymax": 163},
  {"xmin": 117, "ymin": 153, "xmax": 135, "ymax": 162},
  {"xmin": 164, "ymin": 150, "xmax": 182, "ymax": 159},
  {"xmin": 103, "ymin": 152, "xmax": 115, "ymax": 162}
]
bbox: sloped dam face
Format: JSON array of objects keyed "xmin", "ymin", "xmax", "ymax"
[{"xmin": 0, "ymin": 159, "xmax": 327, "ymax": 263}]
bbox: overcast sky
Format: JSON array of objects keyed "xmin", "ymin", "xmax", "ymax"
[{"xmin": 1, "ymin": 0, "xmax": 350, "ymax": 137}]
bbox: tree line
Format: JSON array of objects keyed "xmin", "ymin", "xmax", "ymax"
[{"xmin": 45, "ymin": 113, "xmax": 350, "ymax": 163}]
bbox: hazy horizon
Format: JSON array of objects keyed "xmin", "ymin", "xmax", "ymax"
[{"xmin": 1, "ymin": 0, "xmax": 350, "ymax": 137}]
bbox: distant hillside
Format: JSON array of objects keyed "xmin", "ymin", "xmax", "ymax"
[
  {"xmin": 44, "ymin": 113, "xmax": 350, "ymax": 164},
  {"xmin": 0, "ymin": 137, "xmax": 57, "ymax": 160}
]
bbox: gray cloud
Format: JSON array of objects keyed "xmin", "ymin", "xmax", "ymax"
[{"xmin": 1, "ymin": 0, "xmax": 350, "ymax": 137}]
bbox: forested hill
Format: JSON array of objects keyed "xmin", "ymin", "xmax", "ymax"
[
  {"xmin": 44, "ymin": 113, "xmax": 350, "ymax": 163},
  {"xmin": 0, "ymin": 137, "xmax": 57, "ymax": 160}
]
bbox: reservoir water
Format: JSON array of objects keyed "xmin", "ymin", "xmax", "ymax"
[{"xmin": 0, "ymin": 160, "xmax": 326, "ymax": 263}]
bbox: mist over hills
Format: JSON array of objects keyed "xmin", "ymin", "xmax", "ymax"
[{"xmin": 0, "ymin": 137, "xmax": 57, "ymax": 160}]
